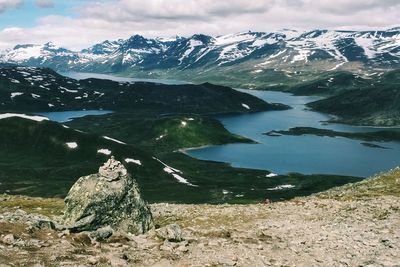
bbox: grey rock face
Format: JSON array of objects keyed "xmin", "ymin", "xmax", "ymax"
[{"xmin": 62, "ymin": 157, "xmax": 153, "ymax": 234}]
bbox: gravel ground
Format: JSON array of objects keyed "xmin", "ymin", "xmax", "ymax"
[{"xmin": 0, "ymin": 195, "xmax": 399, "ymax": 266}]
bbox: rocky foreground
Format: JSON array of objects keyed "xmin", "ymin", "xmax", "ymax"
[{"xmin": 0, "ymin": 168, "xmax": 399, "ymax": 266}]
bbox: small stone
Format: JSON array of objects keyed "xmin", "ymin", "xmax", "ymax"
[
  {"xmin": 32, "ymin": 219, "xmax": 55, "ymax": 230},
  {"xmin": 176, "ymin": 245, "xmax": 189, "ymax": 253},
  {"xmin": 156, "ymin": 224, "xmax": 183, "ymax": 242},
  {"xmin": 207, "ymin": 240, "xmax": 220, "ymax": 247},
  {"xmin": 160, "ymin": 244, "xmax": 174, "ymax": 252},
  {"xmin": 72, "ymin": 232, "xmax": 92, "ymax": 246},
  {"xmin": 109, "ymin": 243, "xmax": 123, "ymax": 248},
  {"xmin": 220, "ymin": 259, "xmax": 237, "ymax": 266},
  {"xmin": 87, "ymin": 256, "xmax": 98, "ymax": 265},
  {"xmin": 57, "ymin": 229, "xmax": 70, "ymax": 238},
  {"xmin": 89, "ymin": 226, "xmax": 114, "ymax": 241},
  {"xmin": 2, "ymin": 234, "xmax": 15, "ymax": 245}
]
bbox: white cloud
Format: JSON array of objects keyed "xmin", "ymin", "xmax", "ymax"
[
  {"xmin": 0, "ymin": 0, "xmax": 399, "ymax": 50},
  {"xmin": 305, "ymin": 0, "xmax": 400, "ymax": 15},
  {"xmin": 0, "ymin": 0, "xmax": 22, "ymax": 14},
  {"xmin": 34, "ymin": 0, "xmax": 54, "ymax": 8}
]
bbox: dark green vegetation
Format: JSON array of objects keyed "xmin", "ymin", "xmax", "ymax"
[
  {"xmin": 68, "ymin": 113, "xmax": 254, "ymax": 152},
  {"xmin": 0, "ymin": 117, "xmax": 168, "ymax": 199},
  {"xmin": 283, "ymin": 71, "xmax": 369, "ymax": 96},
  {"xmin": 308, "ymin": 88, "xmax": 400, "ymax": 126},
  {"xmin": 0, "ymin": 66, "xmax": 287, "ymax": 113},
  {"xmin": 303, "ymin": 70, "xmax": 400, "ymax": 126},
  {"xmin": 276, "ymin": 69, "xmax": 399, "ymax": 97},
  {"xmin": 267, "ymin": 127, "xmax": 400, "ymax": 143}
]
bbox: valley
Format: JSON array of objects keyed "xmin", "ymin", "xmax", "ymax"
[
  {"xmin": 0, "ymin": 66, "xmax": 363, "ymax": 204},
  {"xmin": 0, "ymin": 31, "xmax": 399, "ymax": 203}
]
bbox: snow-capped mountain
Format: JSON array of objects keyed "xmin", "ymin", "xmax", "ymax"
[
  {"xmin": 1, "ymin": 28, "xmax": 400, "ymax": 74},
  {"xmin": 1, "ymin": 42, "xmax": 76, "ymax": 65}
]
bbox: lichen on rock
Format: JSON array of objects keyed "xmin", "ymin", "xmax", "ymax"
[{"xmin": 61, "ymin": 156, "xmax": 153, "ymax": 234}]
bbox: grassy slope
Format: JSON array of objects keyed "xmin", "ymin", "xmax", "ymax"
[
  {"xmin": 317, "ymin": 167, "xmax": 400, "ymax": 200},
  {"xmin": 67, "ymin": 113, "xmax": 254, "ymax": 152},
  {"xmin": 308, "ymin": 87, "xmax": 400, "ymax": 126},
  {"xmin": 307, "ymin": 69, "xmax": 400, "ymax": 126},
  {"xmin": 0, "ymin": 117, "xmax": 173, "ymax": 199}
]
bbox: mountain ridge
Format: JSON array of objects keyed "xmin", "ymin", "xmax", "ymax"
[{"xmin": 1, "ymin": 28, "xmax": 399, "ymax": 77}]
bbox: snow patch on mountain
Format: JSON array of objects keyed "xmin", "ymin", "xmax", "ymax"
[
  {"xmin": 0, "ymin": 113, "xmax": 49, "ymax": 122},
  {"xmin": 1, "ymin": 28, "xmax": 400, "ymax": 70},
  {"xmin": 10, "ymin": 92, "xmax": 24, "ymax": 99},
  {"xmin": 103, "ymin": 136, "xmax": 126, "ymax": 145},
  {"xmin": 66, "ymin": 142, "xmax": 78, "ymax": 149},
  {"xmin": 125, "ymin": 158, "xmax": 142, "ymax": 165},
  {"xmin": 179, "ymin": 39, "xmax": 204, "ymax": 63},
  {"xmin": 97, "ymin": 148, "xmax": 112, "ymax": 155}
]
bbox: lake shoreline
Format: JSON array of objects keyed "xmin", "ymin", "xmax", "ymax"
[{"xmin": 187, "ymin": 90, "xmax": 400, "ymax": 178}]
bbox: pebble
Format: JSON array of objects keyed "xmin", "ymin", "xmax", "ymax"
[{"xmin": 2, "ymin": 234, "xmax": 15, "ymax": 245}]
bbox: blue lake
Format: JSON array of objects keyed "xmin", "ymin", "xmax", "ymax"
[
  {"xmin": 187, "ymin": 90, "xmax": 400, "ymax": 178},
  {"xmin": 36, "ymin": 110, "xmax": 112, "ymax": 123}
]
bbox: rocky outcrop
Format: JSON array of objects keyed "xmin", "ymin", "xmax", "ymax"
[{"xmin": 61, "ymin": 157, "xmax": 153, "ymax": 234}]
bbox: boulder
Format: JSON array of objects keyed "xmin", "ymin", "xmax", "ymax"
[{"xmin": 61, "ymin": 157, "xmax": 153, "ymax": 235}]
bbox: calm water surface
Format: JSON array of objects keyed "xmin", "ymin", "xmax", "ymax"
[
  {"xmin": 36, "ymin": 110, "xmax": 112, "ymax": 123},
  {"xmin": 187, "ymin": 90, "xmax": 400, "ymax": 177}
]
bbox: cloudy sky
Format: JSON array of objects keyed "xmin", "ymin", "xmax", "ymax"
[{"xmin": 0, "ymin": 0, "xmax": 399, "ymax": 50}]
